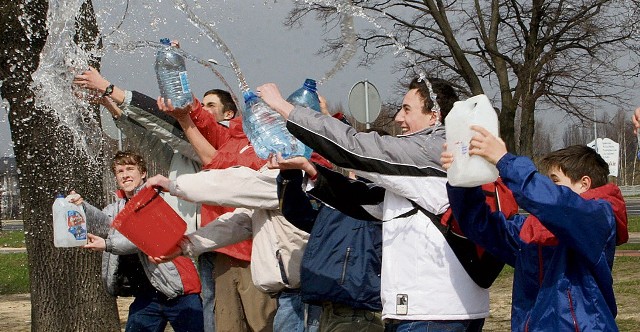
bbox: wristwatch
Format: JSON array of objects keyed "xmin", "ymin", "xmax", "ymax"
[{"xmin": 102, "ymin": 84, "xmax": 114, "ymax": 97}]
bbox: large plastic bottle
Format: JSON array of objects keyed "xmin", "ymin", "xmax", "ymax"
[
  {"xmin": 445, "ymin": 94, "xmax": 500, "ymax": 187},
  {"xmin": 155, "ymin": 38, "xmax": 193, "ymax": 108},
  {"xmin": 52, "ymin": 193, "xmax": 88, "ymax": 247},
  {"xmin": 287, "ymin": 79, "xmax": 321, "ymax": 113},
  {"xmin": 286, "ymin": 78, "xmax": 321, "ymax": 158},
  {"xmin": 242, "ymin": 90, "xmax": 306, "ymax": 159}
]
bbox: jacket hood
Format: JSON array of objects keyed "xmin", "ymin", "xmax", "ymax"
[
  {"xmin": 582, "ymin": 183, "xmax": 628, "ymax": 245},
  {"xmin": 520, "ymin": 183, "xmax": 628, "ymax": 246}
]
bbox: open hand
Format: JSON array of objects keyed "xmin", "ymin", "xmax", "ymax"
[{"xmin": 147, "ymin": 246, "xmax": 183, "ymax": 264}]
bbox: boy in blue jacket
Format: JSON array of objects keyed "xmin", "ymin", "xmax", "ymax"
[{"xmin": 441, "ymin": 126, "xmax": 628, "ymax": 331}]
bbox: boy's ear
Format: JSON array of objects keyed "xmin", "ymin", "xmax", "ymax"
[{"xmin": 579, "ymin": 175, "xmax": 592, "ymax": 192}]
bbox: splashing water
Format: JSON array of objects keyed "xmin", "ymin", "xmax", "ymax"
[
  {"xmin": 30, "ymin": 0, "xmax": 103, "ymax": 165},
  {"xmin": 302, "ymin": 0, "xmax": 441, "ymax": 117},
  {"xmin": 171, "ymin": 0, "xmax": 251, "ymax": 93},
  {"xmin": 317, "ymin": 4, "xmax": 357, "ymax": 85}
]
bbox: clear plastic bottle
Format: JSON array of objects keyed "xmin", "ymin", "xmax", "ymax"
[
  {"xmin": 52, "ymin": 193, "xmax": 88, "ymax": 247},
  {"xmin": 154, "ymin": 38, "xmax": 193, "ymax": 108},
  {"xmin": 287, "ymin": 78, "xmax": 321, "ymax": 113},
  {"xmin": 286, "ymin": 79, "xmax": 321, "ymax": 158},
  {"xmin": 242, "ymin": 90, "xmax": 306, "ymax": 159}
]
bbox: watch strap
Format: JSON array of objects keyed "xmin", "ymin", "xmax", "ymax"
[{"xmin": 102, "ymin": 84, "xmax": 115, "ymax": 97}]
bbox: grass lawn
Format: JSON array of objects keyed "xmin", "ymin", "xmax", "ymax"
[
  {"xmin": 0, "ymin": 231, "xmax": 25, "ymax": 248},
  {"xmin": 626, "ymin": 215, "xmax": 640, "ymax": 232}
]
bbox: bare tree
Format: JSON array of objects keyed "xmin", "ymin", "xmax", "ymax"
[
  {"xmin": 286, "ymin": 0, "xmax": 640, "ymax": 156},
  {"xmin": 0, "ymin": 1, "xmax": 120, "ymax": 330},
  {"xmin": 532, "ymin": 119, "xmax": 553, "ymax": 161}
]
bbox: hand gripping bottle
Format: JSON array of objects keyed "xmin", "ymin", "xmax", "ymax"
[
  {"xmin": 52, "ymin": 193, "xmax": 88, "ymax": 247},
  {"xmin": 445, "ymin": 94, "xmax": 499, "ymax": 187},
  {"xmin": 155, "ymin": 38, "xmax": 193, "ymax": 108},
  {"xmin": 286, "ymin": 78, "xmax": 321, "ymax": 159},
  {"xmin": 242, "ymin": 90, "xmax": 306, "ymax": 159}
]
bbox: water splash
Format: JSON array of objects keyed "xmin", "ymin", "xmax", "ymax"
[
  {"xmin": 171, "ymin": 0, "xmax": 250, "ymax": 93},
  {"xmin": 317, "ymin": 3, "xmax": 357, "ymax": 85},
  {"xmin": 301, "ymin": 0, "xmax": 441, "ymax": 115},
  {"xmin": 29, "ymin": 0, "xmax": 103, "ymax": 165}
]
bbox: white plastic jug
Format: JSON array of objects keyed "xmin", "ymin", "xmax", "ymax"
[
  {"xmin": 52, "ymin": 193, "xmax": 88, "ymax": 247},
  {"xmin": 445, "ymin": 94, "xmax": 499, "ymax": 187}
]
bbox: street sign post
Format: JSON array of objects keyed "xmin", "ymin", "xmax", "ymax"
[{"xmin": 348, "ymin": 80, "xmax": 382, "ymax": 129}]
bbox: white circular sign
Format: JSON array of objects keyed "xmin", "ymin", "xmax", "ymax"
[{"xmin": 348, "ymin": 81, "xmax": 382, "ymax": 124}]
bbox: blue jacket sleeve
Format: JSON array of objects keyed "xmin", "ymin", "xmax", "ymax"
[
  {"xmin": 277, "ymin": 170, "xmax": 318, "ymax": 233},
  {"xmin": 497, "ymin": 153, "xmax": 615, "ymax": 266},
  {"xmin": 447, "ymin": 183, "xmax": 522, "ymax": 266}
]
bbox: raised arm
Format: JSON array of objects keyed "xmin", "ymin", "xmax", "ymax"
[{"xmin": 157, "ymin": 97, "xmax": 219, "ymax": 165}]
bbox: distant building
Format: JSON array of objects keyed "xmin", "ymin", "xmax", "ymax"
[{"xmin": 0, "ymin": 157, "xmax": 21, "ymax": 220}]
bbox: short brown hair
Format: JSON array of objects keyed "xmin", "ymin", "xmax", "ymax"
[
  {"xmin": 203, "ymin": 89, "xmax": 237, "ymax": 118},
  {"xmin": 408, "ymin": 77, "xmax": 459, "ymax": 124},
  {"xmin": 111, "ymin": 151, "xmax": 147, "ymax": 175},
  {"xmin": 539, "ymin": 145, "xmax": 609, "ymax": 188}
]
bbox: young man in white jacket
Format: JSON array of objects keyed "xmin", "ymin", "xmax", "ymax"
[{"xmin": 256, "ymin": 78, "xmax": 489, "ymax": 332}]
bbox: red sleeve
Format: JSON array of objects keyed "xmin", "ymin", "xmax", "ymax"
[{"xmin": 189, "ymin": 99, "xmax": 231, "ymax": 149}]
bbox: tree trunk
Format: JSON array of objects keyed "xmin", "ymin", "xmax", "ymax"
[{"xmin": 0, "ymin": 1, "xmax": 120, "ymax": 330}]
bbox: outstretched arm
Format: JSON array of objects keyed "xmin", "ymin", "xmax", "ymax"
[{"xmin": 157, "ymin": 97, "xmax": 218, "ymax": 165}]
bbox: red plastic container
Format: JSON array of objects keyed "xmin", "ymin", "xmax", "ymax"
[{"xmin": 112, "ymin": 186, "xmax": 186, "ymax": 257}]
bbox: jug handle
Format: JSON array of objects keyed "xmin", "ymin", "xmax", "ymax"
[{"xmin": 133, "ymin": 187, "xmax": 163, "ymax": 213}]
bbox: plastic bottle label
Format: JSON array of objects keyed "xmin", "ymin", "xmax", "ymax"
[
  {"xmin": 178, "ymin": 71, "xmax": 191, "ymax": 94},
  {"xmin": 66, "ymin": 210, "xmax": 87, "ymax": 240}
]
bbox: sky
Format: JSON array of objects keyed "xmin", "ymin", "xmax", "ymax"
[{"xmin": 1, "ymin": 0, "xmax": 405, "ymax": 158}]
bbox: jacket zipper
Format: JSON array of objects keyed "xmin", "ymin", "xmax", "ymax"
[
  {"xmin": 339, "ymin": 247, "xmax": 352, "ymax": 285},
  {"xmin": 275, "ymin": 249, "xmax": 290, "ymax": 286},
  {"xmin": 567, "ymin": 289, "xmax": 580, "ymax": 332},
  {"xmin": 278, "ymin": 179, "xmax": 289, "ymax": 211}
]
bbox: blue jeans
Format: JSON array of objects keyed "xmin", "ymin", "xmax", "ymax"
[
  {"xmin": 125, "ymin": 292, "xmax": 204, "ymax": 332},
  {"xmin": 274, "ymin": 291, "xmax": 322, "ymax": 332},
  {"xmin": 384, "ymin": 319, "xmax": 485, "ymax": 332},
  {"xmin": 198, "ymin": 252, "xmax": 216, "ymax": 332}
]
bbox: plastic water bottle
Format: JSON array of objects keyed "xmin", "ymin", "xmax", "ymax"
[
  {"xmin": 287, "ymin": 79, "xmax": 321, "ymax": 113},
  {"xmin": 52, "ymin": 193, "xmax": 88, "ymax": 247},
  {"xmin": 445, "ymin": 94, "xmax": 500, "ymax": 187},
  {"xmin": 286, "ymin": 78, "xmax": 321, "ymax": 158},
  {"xmin": 155, "ymin": 38, "xmax": 193, "ymax": 108},
  {"xmin": 242, "ymin": 90, "xmax": 306, "ymax": 159}
]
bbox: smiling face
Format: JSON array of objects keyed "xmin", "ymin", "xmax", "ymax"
[
  {"xmin": 395, "ymin": 89, "xmax": 437, "ymax": 134},
  {"xmin": 114, "ymin": 164, "xmax": 146, "ymax": 198}
]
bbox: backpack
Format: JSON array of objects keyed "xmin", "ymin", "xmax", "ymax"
[{"xmin": 406, "ymin": 178, "xmax": 518, "ymax": 288}]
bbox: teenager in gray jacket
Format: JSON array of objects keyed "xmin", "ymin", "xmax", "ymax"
[{"xmin": 71, "ymin": 151, "xmax": 203, "ymax": 332}]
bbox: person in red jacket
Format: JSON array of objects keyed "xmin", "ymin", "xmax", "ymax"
[{"xmin": 158, "ymin": 95, "xmax": 276, "ymax": 331}]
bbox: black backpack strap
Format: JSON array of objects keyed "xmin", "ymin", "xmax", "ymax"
[{"xmin": 404, "ymin": 201, "xmax": 504, "ymax": 289}]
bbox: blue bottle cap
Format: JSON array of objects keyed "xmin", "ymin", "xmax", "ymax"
[
  {"xmin": 160, "ymin": 38, "xmax": 171, "ymax": 46},
  {"xmin": 243, "ymin": 90, "xmax": 259, "ymax": 103}
]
